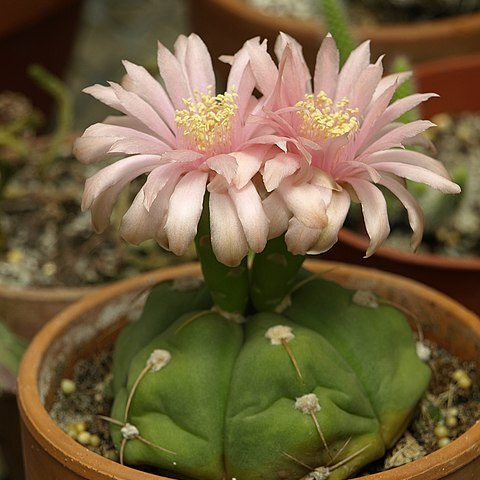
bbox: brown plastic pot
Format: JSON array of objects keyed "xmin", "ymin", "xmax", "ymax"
[
  {"xmin": 18, "ymin": 261, "xmax": 480, "ymax": 480},
  {"xmin": 323, "ymin": 54, "xmax": 480, "ymax": 315},
  {"xmin": 190, "ymin": 0, "xmax": 480, "ymax": 82}
]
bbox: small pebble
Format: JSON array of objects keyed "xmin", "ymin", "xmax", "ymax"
[
  {"xmin": 452, "ymin": 369, "xmax": 472, "ymax": 389},
  {"xmin": 77, "ymin": 431, "xmax": 92, "ymax": 445},
  {"xmin": 445, "ymin": 416, "xmax": 458, "ymax": 428},
  {"xmin": 434, "ymin": 424, "xmax": 448, "ymax": 439},
  {"xmin": 437, "ymin": 437, "xmax": 451, "ymax": 448},
  {"xmin": 446, "ymin": 407, "xmax": 459, "ymax": 417},
  {"xmin": 60, "ymin": 378, "xmax": 76, "ymax": 395},
  {"xmin": 74, "ymin": 421, "xmax": 87, "ymax": 433},
  {"xmin": 457, "ymin": 375, "xmax": 472, "ymax": 390},
  {"xmin": 89, "ymin": 434, "xmax": 101, "ymax": 447}
]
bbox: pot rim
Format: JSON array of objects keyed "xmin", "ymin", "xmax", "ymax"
[
  {"xmin": 338, "ymin": 229, "xmax": 480, "ymax": 271},
  {"xmin": 204, "ymin": 0, "xmax": 480, "ymax": 41},
  {"xmin": 17, "ymin": 261, "xmax": 480, "ymax": 480}
]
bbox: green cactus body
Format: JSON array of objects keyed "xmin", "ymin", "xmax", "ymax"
[{"xmin": 110, "ymin": 273, "xmax": 430, "ymax": 480}]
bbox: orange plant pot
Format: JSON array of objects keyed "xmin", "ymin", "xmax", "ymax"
[
  {"xmin": 189, "ymin": 0, "xmax": 480, "ymax": 83},
  {"xmin": 323, "ymin": 54, "xmax": 480, "ymax": 315},
  {"xmin": 18, "ymin": 262, "xmax": 480, "ymax": 480}
]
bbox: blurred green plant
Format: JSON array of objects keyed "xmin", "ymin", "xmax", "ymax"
[{"xmin": 0, "ymin": 320, "xmax": 27, "ymax": 395}]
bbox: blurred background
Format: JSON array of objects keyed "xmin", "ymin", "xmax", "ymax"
[
  {"xmin": 1, "ymin": 1, "xmax": 479, "ymax": 479},
  {"xmin": 1, "ymin": 0, "xmax": 190, "ymax": 132}
]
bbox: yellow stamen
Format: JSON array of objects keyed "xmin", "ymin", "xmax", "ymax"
[
  {"xmin": 175, "ymin": 85, "xmax": 238, "ymax": 153},
  {"xmin": 295, "ymin": 91, "xmax": 359, "ymax": 140}
]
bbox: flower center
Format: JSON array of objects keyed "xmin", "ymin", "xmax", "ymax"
[
  {"xmin": 295, "ymin": 91, "xmax": 359, "ymax": 140},
  {"xmin": 175, "ymin": 86, "xmax": 238, "ymax": 153}
]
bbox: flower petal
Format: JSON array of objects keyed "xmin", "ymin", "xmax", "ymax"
[
  {"xmin": 358, "ymin": 120, "xmax": 435, "ymax": 158},
  {"xmin": 165, "ymin": 170, "xmax": 208, "ymax": 255},
  {"xmin": 314, "ymin": 34, "xmax": 339, "ymax": 98},
  {"xmin": 184, "ymin": 34, "xmax": 216, "ymax": 95},
  {"xmin": 157, "ymin": 39, "xmax": 191, "ymax": 110},
  {"xmin": 278, "ymin": 179, "xmax": 328, "ymax": 229},
  {"xmin": 263, "ymin": 191, "xmax": 291, "ymax": 239},
  {"xmin": 309, "ymin": 189, "xmax": 351, "ymax": 254},
  {"xmin": 229, "ymin": 181, "xmax": 269, "ymax": 252},
  {"xmin": 209, "ymin": 192, "xmax": 249, "ymax": 266},
  {"xmin": 122, "ymin": 60, "xmax": 176, "ymax": 131},
  {"xmin": 231, "ymin": 149, "xmax": 265, "ymax": 189},
  {"xmin": 285, "ymin": 217, "xmax": 322, "ymax": 255},
  {"xmin": 82, "ymin": 154, "xmax": 161, "ymax": 231},
  {"xmin": 335, "ymin": 40, "xmax": 371, "ymax": 102},
  {"xmin": 108, "ymin": 82, "xmax": 176, "ymax": 145},
  {"xmin": 263, "ymin": 153, "xmax": 300, "ymax": 191},
  {"xmin": 206, "ymin": 154, "xmax": 238, "ymax": 184},
  {"xmin": 347, "ymin": 178, "xmax": 390, "ymax": 257},
  {"xmin": 379, "ymin": 175, "xmax": 424, "ymax": 250}
]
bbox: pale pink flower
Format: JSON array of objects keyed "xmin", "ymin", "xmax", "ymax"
[
  {"xmin": 74, "ymin": 34, "xmax": 272, "ymax": 267},
  {"xmin": 247, "ymin": 34, "xmax": 461, "ymax": 256}
]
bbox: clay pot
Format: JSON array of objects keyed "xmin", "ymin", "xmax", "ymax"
[
  {"xmin": 18, "ymin": 261, "xmax": 480, "ymax": 480},
  {"xmin": 0, "ymin": 284, "xmax": 95, "ymax": 341},
  {"xmin": 0, "ymin": 0, "xmax": 83, "ymax": 117},
  {"xmin": 323, "ymin": 54, "xmax": 480, "ymax": 315},
  {"xmin": 189, "ymin": 0, "xmax": 480, "ymax": 82}
]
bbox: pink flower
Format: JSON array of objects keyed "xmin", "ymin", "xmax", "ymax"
[
  {"xmin": 247, "ymin": 34, "xmax": 461, "ymax": 256},
  {"xmin": 74, "ymin": 34, "xmax": 272, "ymax": 266}
]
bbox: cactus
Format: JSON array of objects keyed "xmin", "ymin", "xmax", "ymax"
[
  {"xmin": 109, "ymin": 264, "xmax": 430, "ymax": 480},
  {"xmin": 76, "ymin": 31, "xmax": 460, "ymax": 479}
]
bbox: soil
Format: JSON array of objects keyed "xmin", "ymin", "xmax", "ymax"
[
  {"xmin": 0, "ymin": 137, "xmax": 195, "ymax": 290},
  {"xmin": 48, "ymin": 338, "xmax": 480, "ymax": 479}
]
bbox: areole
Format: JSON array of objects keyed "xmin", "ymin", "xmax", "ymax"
[{"xmin": 17, "ymin": 261, "xmax": 480, "ymax": 479}]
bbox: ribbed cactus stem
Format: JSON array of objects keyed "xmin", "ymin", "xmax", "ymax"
[
  {"xmin": 194, "ymin": 200, "xmax": 249, "ymax": 316},
  {"xmin": 250, "ymin": 236, "xmax": 305, "ymax": 312},
  {"xmin": 319, "ymin": 0, "xmax": 357, "ymax": 66}
]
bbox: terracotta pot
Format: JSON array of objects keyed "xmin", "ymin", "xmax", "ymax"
[
  {"xmin": 18, "ymin": 261, "xmax": 480, "ymax": 480},
  {"xmin": 0, "ymin": 284, "xmax": 95, "ymax": 341},
  {"xmin": 0, "ymin": 0, "xmax": 83, "ymax": 118},
  {"xmin": 189, "ymin": 0, "xmax": 480, "ymax": 83},
  {"xmin": 323, "ymin": 54, "xmax": 480, "ymax": 315}
]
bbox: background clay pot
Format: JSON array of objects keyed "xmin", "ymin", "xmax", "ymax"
[
  {"xmin": 18, "ymin": 261, "xmax": 480, "ymax": 480},
  {"xmin": 189, "ymin": 0, "xmax": 480, "ymax": 82},
  {"xmin": 323, "ymin": 54, "xmax": 480, "ymax": 315},
  {"xmin": 0, "ymin": 0, "xmax": 84, "ymax": 118},
  {"xmin": 0, "ymin": 284, "xmax": 95, "ymax": 341}
]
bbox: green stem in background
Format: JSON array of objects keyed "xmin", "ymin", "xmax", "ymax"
[
  {"xmin": 28, "ymin": 64, "xmax": 74, "ymax": 177},
  {"xmin": 0, "ymin": 319, "xmax": 27, "ymax": 394},
  {"xmin": 250, "ymin": 236, "xmax": 305, "ymax": 312},
  {"xmin": 319, "ymin": 0, "xmax": 357, "ymax": 66},
  {"xmin": 194, "ymin": 198, "xmax": 249, "ymax": 317}
]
